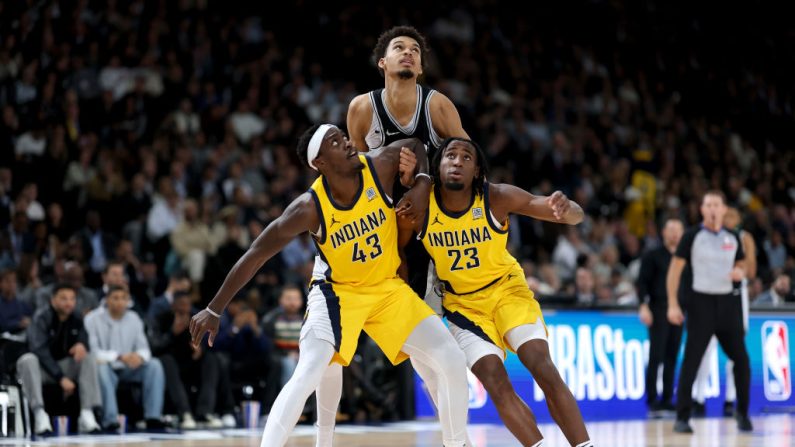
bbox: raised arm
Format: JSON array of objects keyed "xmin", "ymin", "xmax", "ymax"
[
  {"xmin": 347, "ymin": 94, "xmax": 373, "ymax": 152},
  {"xmin": 189, "ymin": 193, "xmax": 318, "ymax": 347},
  {"xmin": 488, "ymin": 183, "xmax": 584, "ymax": 225}
]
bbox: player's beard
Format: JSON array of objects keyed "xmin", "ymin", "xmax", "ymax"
[
  {"xmin": 397, "ymin": 69, "xmax": 414, "ymax": 80},
  {"xmin": 444, "ymin": 181, "xmax": 465, "ymax": 191}
]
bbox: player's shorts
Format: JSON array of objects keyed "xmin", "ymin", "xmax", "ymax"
[
  {"xmin": 301, "ymin": 277, "xmax": 436, "ymax": 366},
  {"xmin": 442, "ymin": 266, "xmax": 546, "ymax": 367}
]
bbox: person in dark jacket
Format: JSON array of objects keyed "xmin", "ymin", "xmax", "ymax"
[{"xmin": 16, "ymin": 283, "xmax": 102, "ymax": 435}]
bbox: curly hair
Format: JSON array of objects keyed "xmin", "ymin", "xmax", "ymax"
[
  {"xmin": 432, "ymin": 138, "xmax": 489, "ymax": 197},
  {"xmin": 371, "ymin": 26, "xmax": 429, "ymax": 78},
  {"xmin": 295, "ymin": 123, "xmax": 323, "ymax": 169}
]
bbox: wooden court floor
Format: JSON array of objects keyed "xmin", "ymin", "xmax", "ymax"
[{"xmin": 0, "ymin": 415, "xmax": 792, "ymax": 446}]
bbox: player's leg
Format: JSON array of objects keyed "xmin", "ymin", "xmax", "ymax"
[
  {"xmin": 691, "ymin": 336, "xmax": 717, "ymax": 410},
  {"xmin": 260, "ymin": 335, "xmax": 335, "ymax": 446},
  {"xmin": 314, "ymin": 363, "xmax": 342, "ymax": 447},
  {"xmin": 401, "ymin": 316, "xmax": 469, "ymax": 447},
  {"xmin": 509, "ymin": 323, "xmax": 591, "ymax": 446}
]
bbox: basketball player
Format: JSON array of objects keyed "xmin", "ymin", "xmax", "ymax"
[
  {"xmin": 398, "ymin": 138, "xmax": 593, "ymax": 447},
  {"xmin": 691, "ymin": 206, "xmax": 756, "ymax": 416},
  {"xmin": 189, "ymin": 124, "xmax": 469, "ymax": 447},
  {"xmin": 347, "ymin": 25, "xmax": 469, "ymax": 298}
]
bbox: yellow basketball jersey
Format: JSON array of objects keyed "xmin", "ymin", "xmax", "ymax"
[
  {"xmin": 309, "ymin": 155, "xmax": 399, "ymax": 287},
  {"xmin": 420, "ymin": 183, "xmax": 517, "ymax": 294}
]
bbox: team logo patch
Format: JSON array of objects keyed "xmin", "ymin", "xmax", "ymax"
[
  {"xmin": 722, "ymin": 236, "xmax": 736, "ymax": 250},
  {"xmin": 762, "ymin": 321, "xmax": 791, "ymax": 401},
  {"xmin": 366, "ymin": 187, "xmax": 377, "ymax": 201},
  {"xmin": 472, "ymin": 207, "xmax": 483, "ymax": 220}
]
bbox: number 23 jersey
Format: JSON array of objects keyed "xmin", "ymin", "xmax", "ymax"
[
  {"xmin": 309, "ymin": 155, "xmax": 399, "ymax": 288},
  {"xmin": 419, "ymin": 183, "xmax": 517, "ymax": 295}
]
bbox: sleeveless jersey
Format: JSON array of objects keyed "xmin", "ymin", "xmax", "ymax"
[
  {"xmin": 366, "ymin": 85, "xmax": 443, "ymax": 154},
  {"xmin": 419, "ymin": 183, "xmax": 517, "ymax": 295},
  {"xmin": 309, "ymin": 155, "xmax": 399, "ymax": 287}
]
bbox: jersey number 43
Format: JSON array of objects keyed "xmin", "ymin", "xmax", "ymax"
[{"xmin": 352, "ymin": 234, "xmax": 383, "ymax": 263}]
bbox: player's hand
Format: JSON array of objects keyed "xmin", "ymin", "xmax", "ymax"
[
  {"xmin": 667, "ymin": 305, "xmax": 684, "ymax": 326},
  {"xmin": 547, "ymin": 191, "xmax": 571, "ymax": 220},
  {"xmin": 69, "ymin": 342, "xmax": 88, "ymax": 362},
  {"xmin": 639, "ymin": 303, "xmax": 653, "ymax": 327},
  {"xmin": 729, "ymin": 266, "xmax": 745, "ymax": 281},
  {"xmin": 396, "ymin": 176, "xmax": 430, "ymax": 223},
  {"xmin": 398, "ymin": 147, "xmax": 417, "ymax": 187},
  {"xmin": 190, "ymin": 308, "xmax": 221, "ymax": 349}
]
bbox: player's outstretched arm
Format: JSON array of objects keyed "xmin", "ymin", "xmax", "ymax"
[
  {"xmin": 488, "ymin": 183, "xmax": 584, "ymax": 225},
  {"xmin": 190, "ymin": 193, "xmax": 318, "ymax": 348}
]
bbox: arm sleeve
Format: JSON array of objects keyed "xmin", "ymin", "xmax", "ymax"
[
  {"xmin": 84, "ymin": 314, "xmax": 119, "ymax": 364},
  {"xmin": 675, "ymin": 227, "xmax": 698, "ymax": 261},
  {"xmin": 131, "ymin": 316, "xmax": 152, "ymax": 362},
  {"xmin": 635, "ymin": 251, "xmax": 654, "ymax": 305}
]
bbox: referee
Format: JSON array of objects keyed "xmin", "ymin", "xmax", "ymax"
[
  {"xmin": 637, "ymin": 218, "xmax": 685, "ymax": 414},
  {"xmin": 666, "ymin": 191, "xmax": 752, "ymax": 433}
]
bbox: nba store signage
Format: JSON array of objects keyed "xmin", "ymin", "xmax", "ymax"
[{"xmin": 415, "ymin": 310, "xmax": 794, "ymax": 422}]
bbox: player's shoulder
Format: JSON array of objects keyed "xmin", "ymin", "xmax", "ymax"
[{"xmin": 348, "ymin": 93, "xmax": 373, "ymax": 111}]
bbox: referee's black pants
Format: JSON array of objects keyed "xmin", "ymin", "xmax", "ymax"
[
  {"xmin": 676, "ymin": 292, "xmax": 750, "ymax": 420},
  {"xmin": 646, "ymin": 305, "xmax": 683, "ymax": 405}
]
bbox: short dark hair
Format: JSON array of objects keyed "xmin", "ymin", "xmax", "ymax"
[
  {"xmin": 432, "ymin": 138, "xmax": 489, "ymax": 197},
  {"xmin": 296, "ymin": 124, "xmax": 323, "ymax": 169},
  {"xmin": 105, "ymin": 284, "xmax": 129, "ymax": 297},
  {"xmin": 371, "ymin": 26, "xmax": 429, "ymax": 78},
  {"xmin": 52, "ymin": 283, "xmax": 76, "ymax": 296},
  {"xmin": 703, "ymin": 190, "xmax": 726, "ymax": 204}
]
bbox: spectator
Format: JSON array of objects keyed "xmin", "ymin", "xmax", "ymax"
[
  {"xmin": 80, "ymin": 210, "xmax": 117, "ymax": 287},
  {"xmin": 84, "ymin": 285, "xmax": 166, "ymax": 431},
  {"xmin": 35, "ymin": 261, "xmax": 99, "ymax": 315},
  {"xmin": 214, "ymin": 298, "xmax": 276, "ymax": 413},
  {"xmin": 16, "ymin": 283, "xmax": 102, "ymax": 435},
  {"xmin": 148, "ymin": 270, "xmax": 192, "ymax": 321},
  {"xmin": 148, "ymin": 292, "xmax": 229, "ymax": 429},
  {"xmin": 170, "ymin": 198, "xmax": 215, "ymax": 283},
  {"xmin": 574, "ymin": 267, "xmax": 596, "ymax": 306},
  {"xmin": 754, "ymin": 274, "xmax": 792, "ymax": 306},
  {"xmin": 0, "ymin": 268, "xmax": 31, "ymax": 334},
  {"xmin": 262, "ymin": 285, "xmax": 303, "ymax": 387}
]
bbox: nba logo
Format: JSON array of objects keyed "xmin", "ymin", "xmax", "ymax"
[
  {"xmin": 472, "ymin": 207, "xmax": 483, "ymax": 220},
  {"xmin": 762, "ymin": 321, "xmax": 791, "ymax": 401}
]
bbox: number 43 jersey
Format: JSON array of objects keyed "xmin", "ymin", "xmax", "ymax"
[
  {"xmin": 419, "ymin": 183, "xmax": 518, "ymax": 295},
  {"xmin": 309, "ymin": 155, "xmax": 400, "ymax": 288}
]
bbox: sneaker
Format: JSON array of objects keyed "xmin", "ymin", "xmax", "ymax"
[
  {"xmin": 737, "ymin": 414, "xmax": 753, "ymax": 432},
  {"xmin": 647, "ymin": 401, "xmax": 664, "ymax": 418},
  {"xmin": 103, "ymin": 422, "xmax": 120, "ymax": 433},
  {"xmin": 197, "ymin": 414, "xmax": 223, "ymax": 429},
  {"xmin": 78, "ymin": 410, "xmax": 102, "ymax": 434},
  {"xmin": 723, "ymin": 401, "xmax": 736, "ymax": 417},
  {"xmin": 673, "ymin": 419, "xmax": 693, "ymax": 433},
  {"xmin": 692, "ymin": 401, "xmax": 706, "ymax": 417},
  {"xmin": 221, "ymin": 413, "xmax": 237, "ymax": 428},
  {"xmin": 145, "ymin": 418, "xmax": 168, "ymax": 431},
  {"xmin": 180, "ymin": 413, "xmax": 197, "ymax": 430},
  {"xmin": 34, "ymin": 408, "xmax": 53, "ymax": 435}
]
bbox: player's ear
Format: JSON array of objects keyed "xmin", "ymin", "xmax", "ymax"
[{"xmin": 378, "ymin": 57, "xmax": 386, "ymax": 70}]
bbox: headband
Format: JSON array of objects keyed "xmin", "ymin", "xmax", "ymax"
[{"xmin": 307, "ymin": 124, "xmax": 333, "ymax": 171}]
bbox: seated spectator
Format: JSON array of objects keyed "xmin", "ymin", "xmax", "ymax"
[
  {"xmin": 35, "ymin": 261, "xmax": 98, "ymax": 315},
  {"xmin": 0, "ymin": 268, "xmax": 31, "ymax": 334},
  {"xmin": 214, "ymin": 297, "xmax": 276, "ymax": 412},
  {"xmin": 84, "ymin": 285, "xmax": 165, "ymax": 431},
  {"xmin": 1, "ymin": 268, "xmax": 32, "ymax": 381},
  {"xmin": 148, "ymin": 292, "xmax": 231, "ymax": 429},
  {"xmin": 754, "ymin": 273, "xmax": 792, "ymax": 306},
  {"xmin": 261, "ymin": 285, "xmax": 303, "ymax": 387},
  {"xmin": 16, "ymin": 283, "xmax": 102, "ymax": 435},
  {"xmin": 169, "ymin": 198, "xmax": 215, "ymax": 283},
  {"xmin": 147, "ymin": 269, "xmax": 191, "ymax": 321}
]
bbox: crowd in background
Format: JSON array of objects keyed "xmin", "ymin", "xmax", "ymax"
[{"xmin": 2, "ymin": 0, "xmax": 795, "ymax": 428}]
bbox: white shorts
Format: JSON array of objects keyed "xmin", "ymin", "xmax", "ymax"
[{"xmin": 448, "ymin": 320, "xmax": 547, "ymax": 368}]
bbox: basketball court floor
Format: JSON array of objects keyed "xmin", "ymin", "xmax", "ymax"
[{"xmin": 0, "ymin": 414, "xmax": 792, "ymax": 446}]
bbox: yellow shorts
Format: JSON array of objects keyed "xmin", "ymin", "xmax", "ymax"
[
  {"xmin": 302, "ymin": 277, "xmax": 436, "ymax": 366},
  {"xmin": 442, "ymin": 266, "xmax": 545, "ymax": 354}
]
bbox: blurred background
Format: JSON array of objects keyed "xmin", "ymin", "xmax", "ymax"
[{"xmin": 1, "ymin": 0, "xmax": 794, "ymax": 429}]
